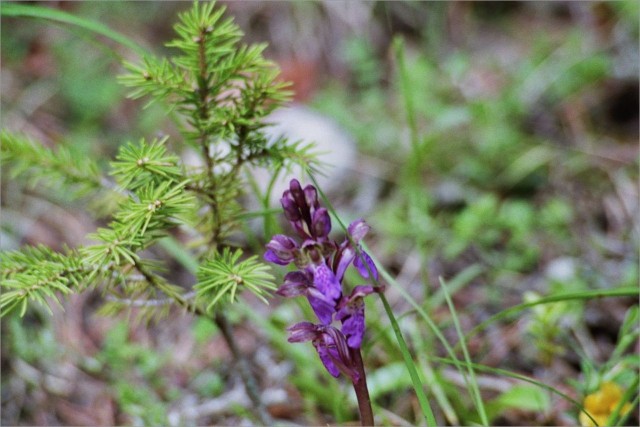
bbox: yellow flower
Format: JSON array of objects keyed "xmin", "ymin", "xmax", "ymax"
[{"xmin": 579, "ymin": 382, "xmax": 632, "ymax": 426}]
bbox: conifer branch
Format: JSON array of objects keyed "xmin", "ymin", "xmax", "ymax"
[
  {"xmin": 3, "ymin": 2, "xmax": 322, "ymax": 423},
  {"xmin": 131, "ymin": 258, "xmax": 205, "ymax": 316},
  {"xmin": 0, "ymin": 246, "xmax": 106, "ymax": 316},
  {"xmin": 1, "ymin": 131, "xmax": 104, "ymax": 198}
]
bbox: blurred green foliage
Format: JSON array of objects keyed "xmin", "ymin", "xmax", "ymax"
[
  {"xmin": 1, "ymin": 2, "xmax": 638, "ymax": 426},
  {"xmin": 311, "ymin": 3, "xmax": 637, "ymax": 424},
  {"xmin": 98, "ymin": 321, "xmax": 173, "ymax": 426}
]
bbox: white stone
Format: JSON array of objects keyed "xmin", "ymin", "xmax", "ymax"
[
  {"xmin": 257, "ymin": 104, "xmax": 357, "ymax": 197},
  {"xmin": 545, "ymin": 257, "xmax": 577, "ymax": 282}
]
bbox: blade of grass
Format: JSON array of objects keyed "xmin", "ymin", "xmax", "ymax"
[
  {"xmin": 606, "ymin": 306, "xmax": 639, "ymax": 370},
  {"xmin": 614, "ymin": 392, "xmax": 639, "ymax": 427},
  {"xmin": 427, "ymin": 264, "xmax": 484, "ymax": 310},
  {"xmin": 377, "ymin": 292, "xmax": 438, "ymax": 426},
  {"xmin": 307, "ymin": 172, "xmax": 437, "ymax": 426},
  {"xmin": 410, "ymin": 326, "xmax": 460, "ymax": 425},
  {"xmin": 235, "ymin": 207, "xmax": 282, "ymax": 220},
  {"xmin": 359, "ymin": 235, "xmax": 495, "ymax": 425},
  {"xmin": 430, "ymin": 356, "xmax": 600, "ymax": 427},
  {"xmin": 362, "ymin": 243, "xmax": 476, "ymax": 403},
  {"xmin": 1, "ymin": 3, "xmax": 148, "ymax": 57},
  {"xmin": 439, "ymin": 276, "xmax": 489, "ymax": 426},
  {"xmin": 393, "ymin": 37, "xmax": 418, "ymax": 152},
  {"xmin": 466, "ymin": 288, "xmax": 639, "ymax": 343},
  {"xmin": 607, "ymin": 375, "xmax": 639, "ymax": 426}
]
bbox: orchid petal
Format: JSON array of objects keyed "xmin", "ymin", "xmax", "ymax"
[
  {"xmin": 313, "ymin": 263, "xmax": 342, "ymax": 302},
  {"xmin": 308, "ymin": 295, "xmax": 335, "ymax": 325},
  {"xmin": 353, "ymin": 250, "xmax": 378, "ymax": 281},
  {"xmin": 287, "ymin": 322, "xmax": 319, "ymax": 343},
  {"xmin": 315, "ymin": 342, "xmax": 341, "ymax": 378},
  {"xmin": 303, "ymin": 184, "xmax": 319, "ymax": 209},
  {"xmin": 340, "ymin": 304, "xmax": 365, "ymax": 349},
  {"xmin": 276, "ymin": 271, "xmax": 311, "ymax": 297},
  {"xmin": 335, "ymin": 245, "xmax": 355, "ymax": 283},
  {"xmin": 264, "ymin": 235, "xmax": 298, "ymax": 265},
  {"xmin": 312, "ymin": 207, "xmax": 331, "ymax": 239},
  {"xmin": 347, "ymin": 219, "xmax": 370, "ymax": 243},
  {"xmin": 264, "ymin": 250, "xmax": 288, "ymax": 265},
  {"xmin": 281, "ymin": 195, "xmax": 301, "ymax": 221}
]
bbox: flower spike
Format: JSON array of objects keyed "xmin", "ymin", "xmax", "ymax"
[{"xmin": 265, "ymin": 179, "xmax": 382, "ymax": 385}]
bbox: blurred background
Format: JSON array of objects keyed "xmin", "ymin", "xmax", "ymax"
[{"xmin": 1, "ymin": 1, "xmax": 638, "ymax": 425}]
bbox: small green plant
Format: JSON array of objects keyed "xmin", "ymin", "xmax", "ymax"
[
  {"xmin": 1, "ymin": 2, "xmax": 317, "ymax": 423},
  {"xmin": 573, "ymin": 306, "xmax": 639, "ymax": 426}
]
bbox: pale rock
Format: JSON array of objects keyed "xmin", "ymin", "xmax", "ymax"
[
  {"xmin": 545, "ymin": 257, "xmax": 577, "ymax": 282},
  {"xmin": 257, "ymin": 104, "xmax": 357, "ymax": 197}
]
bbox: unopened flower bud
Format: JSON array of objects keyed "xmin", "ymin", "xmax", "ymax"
[
  {"xmin": 288, "ymin": 179, "xmax": 307, "ymax": 211},
  {"xmin": 304, "ymin": 184, "xmax": 319, "ymax": 209},
  {"xmin": 281, "ymin": 195, "xmax": 301, "ymax": 221},
  {"xmin": 312, "ymin": 208, "xmax": 331, "ymax": 239}
]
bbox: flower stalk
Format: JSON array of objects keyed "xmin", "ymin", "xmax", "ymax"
[
  {"xmin": 265, "ymin": 179, "xmax": 382, "ymax": 425},
  {"xmin": 351, "ymin": 348, "xmax": 374, "ymax": 426}
]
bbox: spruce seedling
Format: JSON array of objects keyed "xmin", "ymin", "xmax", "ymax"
[{"xmin": 1, "ymin": 2, "xmax": 318, "ymax": 424}]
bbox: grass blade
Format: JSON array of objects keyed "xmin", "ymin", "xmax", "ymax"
[
  {"xmin": 427, "ymin": 264, "xmax": 484, "ymax": 310},
  {"xmin": 607, "ymin": 375, "xmax": 639, "ymax": 426},
  {"xmin": 466, "ymin": 288, "xmax": 639, "ymax": 342},
  {"xmin": 430, "ymin": 356, "xmax": 600, "ymax": 427},
  {"xmin": 158, "ymin": 237, "xmax": 198, "ymax": 274},
  {"xmin": 378, "ymin": 292, "xmax": 438, "ymax": 426},
  {"xmin": 1, "ymin": 3, "xmax": 148, "ymax": 57},
  {"xmin": 439, "ymin": 276, "xmax": 489, "ymax": 425}
]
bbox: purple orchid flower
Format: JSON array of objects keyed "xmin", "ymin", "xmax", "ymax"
[
  {"xmin": 334, "ymin": 219, "xmax": 379, "ymax": 283},
  {"xmin": 264, "ymin": 234, "xmax": 299, "ymax": 265},
  {"xmin": 336, "ymin": 285, "xmax": 375, "ymax": 349},
  {"xmin": 280, "ymin": 179, "xmax": 331, "ymax": 242},
  {"xmin": 276, "ymin": 270, "xmax": 338, "ymax": 325},
  {"xmin": 265, "ymin": 179, "xmax": 382, "ymax": 382},
  {"xmin": 287, "ymin": 322, "xmax": 359, "ymax": 381}
]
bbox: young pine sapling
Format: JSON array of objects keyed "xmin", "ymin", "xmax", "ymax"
[{"xmin": 1, "ymin": 2, "xmax": 319, "ymax": 424}]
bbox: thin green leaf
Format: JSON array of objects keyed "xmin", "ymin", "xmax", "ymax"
[
  {"xmin": 467, "ymin": 288, "xmax": 639, "ymax": 342},
  {"xmin": 439, "ymin": 276, "xmax": 489, "ymax": 425},
  {"xmin": 0, "ymin": 3, "xmax": 148, "ymax": 56},
  {"xmin": 430, "ymin": 356, "xmax": 600, "ymax": 427}
]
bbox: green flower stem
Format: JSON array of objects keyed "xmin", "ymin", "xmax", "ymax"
[
  {"xmin": 351, "ymin": 348, "xmax": 374, "ymax": 426},
  {"xmin": 378, "ymin": 291, "xmax": 438, "ymax": 426}
]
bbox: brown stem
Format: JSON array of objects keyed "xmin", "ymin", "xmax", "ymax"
[
  {"xmin": 351, "ymin": 348, "xmax": 374, "ymax": 426},
  {"xmin": 134, "ymin": 262, "xmax": 272, "ymax": 424},
  {"xmin": 214, "ymin": 312, "xmax": 273, "ymax": 425},
  {"xmin": 191, "ymin": 28, "xmax": 270, "ymax": 425},
  {"xmin": 195, "ymin": 30, "xmax": 223, "ymax": 246}
]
